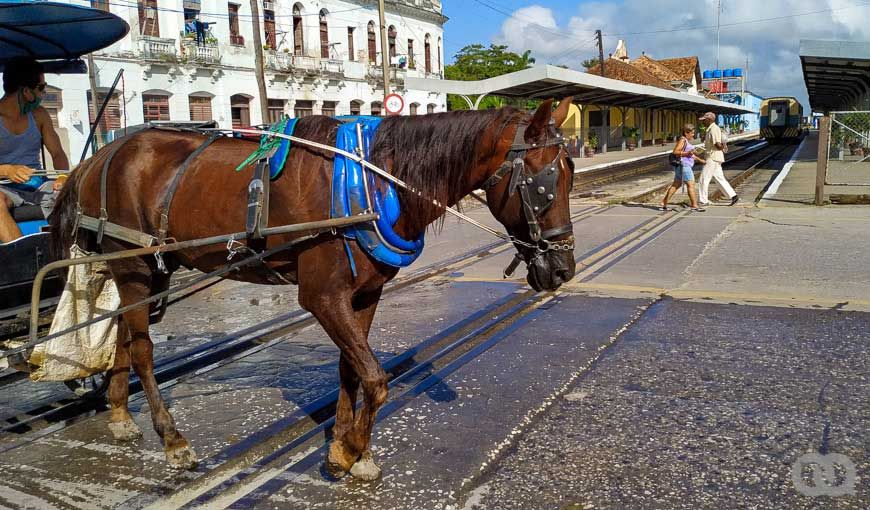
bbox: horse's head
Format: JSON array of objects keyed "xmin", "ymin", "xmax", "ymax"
[{"xmin": 482, "ymin": 97, "xmax": 576, "ymax": 292}]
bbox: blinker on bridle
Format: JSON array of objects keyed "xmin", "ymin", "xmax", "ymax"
[{"xmin": 482, "ymin": 119, "xmax": 575, "ymax": 277}]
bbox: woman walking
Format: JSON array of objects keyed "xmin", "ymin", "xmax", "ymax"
[{"xmin": 661, "ymin": 124, "xmax": 705, "ymax": 212}]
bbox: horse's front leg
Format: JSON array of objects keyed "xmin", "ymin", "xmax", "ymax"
[{"xmin": 301, "ymin": 285, "xmax": 388, "ymax": 481}]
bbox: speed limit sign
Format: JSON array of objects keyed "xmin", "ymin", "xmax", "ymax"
[{"xmin": 384, "ymin": 93, "xmax": 405, "ymax": 115}]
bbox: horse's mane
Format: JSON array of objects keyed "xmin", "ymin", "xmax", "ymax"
[{"xmin": 369, "ymin": 107, "xmax": 525, "ymax": 233}]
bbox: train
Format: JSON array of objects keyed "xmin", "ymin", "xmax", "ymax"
[{"xmin": 760, "ymin": 97, "xmax": 804, "ymax": 141}]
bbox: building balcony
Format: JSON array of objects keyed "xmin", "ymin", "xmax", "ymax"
[
  {"xmin": 265, "ymin": 50, "xmax": 292, "ymax": 72},
  {"xmin": 292, "ymin": 55, "xmax": 320, "ymax": 76},
  {"xmin": 181, "ymin": 40, "xmax": 220, "ymax": 65},
  {"xmin": 138, "ymin": 35, "xmax": 177, "ymax": 62},
  {"xmin": 320, "ymin": 59, "xmax": 344, "ymax": 77},
  {"xmin": 367, "ymin": 65, "xmax": 406, "ymax": 84}
]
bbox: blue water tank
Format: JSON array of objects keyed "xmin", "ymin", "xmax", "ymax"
[
  {"xmin": 723, "ymin": 69, "xmax": 734, "ymax": 78},
  {"xmin": 702, "ymin": 70, "xmax": 713, "ymax": 79},
  {"xmin": 733, "ymin": 68, "xmax": 743, "ymax": 77},
  {"xmin": 713, "ymin": 69, "xmax": 723, "ymax": 78}
]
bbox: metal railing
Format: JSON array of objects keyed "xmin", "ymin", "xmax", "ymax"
[{"xmin": 827, "ymin": 111, "xmax": 870, "ymax": 186}]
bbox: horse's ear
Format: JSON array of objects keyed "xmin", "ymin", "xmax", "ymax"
[
  {"xmin": 524, "ymin": 98, "xmax": 554, "ymax": 142},
  {"xmin": 552, "ymin": 96, "xmax": 574, "ymax": 126}
]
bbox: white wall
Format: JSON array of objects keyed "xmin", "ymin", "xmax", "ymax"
[{"xmin": 42, "ymin": 0, "xmax": 447, "ymax": 161}]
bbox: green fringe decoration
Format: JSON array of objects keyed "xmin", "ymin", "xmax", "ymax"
[{"xmin": 235, "ymin": 116, "xmax": 289, "ymax": 172}]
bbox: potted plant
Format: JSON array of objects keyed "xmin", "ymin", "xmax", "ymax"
[
  {"xmin": 622, "ymin": 126, "xmax": 639, "ymax": 150},
  {"xmin": 585, "ymin": 131, "xmax": 598, "ymax": 157}
]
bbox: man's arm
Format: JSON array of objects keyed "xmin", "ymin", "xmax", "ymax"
[
  {"xmin": 34, "ymin": 107, "xmax": 70, "ymax": 171},
  {"xmin": 711, "ymin": 125, "xmax": 725, "ymax": 151}
]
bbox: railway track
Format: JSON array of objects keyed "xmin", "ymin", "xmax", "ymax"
[
  {"xmin": 128, "ymin": 205, "xmax": 694, "ymax": 509},
  {"xmin": 0, "ymin": 204, "xmax": 611, "ymax": 444}
]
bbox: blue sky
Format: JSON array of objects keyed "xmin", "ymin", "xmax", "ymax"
[{"xmin": 442, "ymin": 1, "xmax": 870, "ymax": 111}]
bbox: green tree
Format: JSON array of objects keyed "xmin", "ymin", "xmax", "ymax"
[
  {"xmin": 581, "ymin": 58, "xmax": 599, "ymax": 70},
  {"xmin": 444, "ymin": 44, "xmax": 537, "ymax": 110}
]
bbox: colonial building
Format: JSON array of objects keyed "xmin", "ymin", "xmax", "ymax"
[{"xmin": 41, "ymin": 0, "xmax": 447, "ymax": 163}]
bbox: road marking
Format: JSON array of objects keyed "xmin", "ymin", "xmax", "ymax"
[{"xmin": 762, "ymin": 137, "xmax": 806, "ymax": 198}]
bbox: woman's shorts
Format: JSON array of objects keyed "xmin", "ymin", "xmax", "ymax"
[{"xmin": 674, "ymin": 164, "xmax": 695, "ymax": 182}]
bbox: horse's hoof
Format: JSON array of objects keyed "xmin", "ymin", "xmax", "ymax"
[
  {"xmin": 327, "ymin": 440, "xmax": 356, "ymax": 477},
  {"xmin": 349, "ymin": 451, "xmax": 381, "ymax": 481},
  {"xmin": 165, "ymin": 442, "xmax": 198, "ymax": 470},
  {"xmin": 108, "ymin": 419, "xmax": 142, "ymax": 441}
]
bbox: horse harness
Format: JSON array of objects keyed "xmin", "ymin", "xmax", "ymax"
[{"xmin": 481, "ymin": 119, "xmax": 575, "ymax": 277}]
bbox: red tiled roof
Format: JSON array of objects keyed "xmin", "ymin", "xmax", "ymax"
[
  {"xmin": 586, "ymin": 58, "xmax": 676, "ymax": 91},
  {"xmin": 631, "ymin": 55, "xmax": 682, "ymax": 83},
  {"xmin": 656, "ymin": 56, "xmax": 702, "ymax": 85}
]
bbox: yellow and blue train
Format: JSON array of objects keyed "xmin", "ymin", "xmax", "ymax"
[{"xmin": 760, "ymin": 97, "xmax": 804, "ymax": 141}]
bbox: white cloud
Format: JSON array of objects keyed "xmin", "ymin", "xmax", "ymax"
[{"xmin": 492, "ymin": 0, "xmax": 870, "ymax": 110}]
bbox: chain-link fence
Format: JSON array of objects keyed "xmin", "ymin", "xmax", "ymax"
[{"xmin": 827, "ymin": 111, "xmax": 870, "ymax": 185}]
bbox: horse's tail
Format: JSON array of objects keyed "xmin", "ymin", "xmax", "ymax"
[{"xmin": 49, "ymin": 162, "xmax": 91, "ymax": 260}]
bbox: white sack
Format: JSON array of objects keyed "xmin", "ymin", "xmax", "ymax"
[{"xmin": 29, "ymin": 245, "xmax": 120, "ymax": 381}]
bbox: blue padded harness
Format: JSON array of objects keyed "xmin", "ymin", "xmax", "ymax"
[{"xmin": 330, "ymin": 117, "xmax": 424, "ymax": 268}]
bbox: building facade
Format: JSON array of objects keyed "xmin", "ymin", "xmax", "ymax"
[{"xmin": 40, "ymin": 0, "xmax": 447, "ymax": 162}]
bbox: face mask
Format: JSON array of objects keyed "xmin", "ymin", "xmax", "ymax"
[{"xmin": 18, "ymin": 88, "xmax": 42, "ymax": 115}]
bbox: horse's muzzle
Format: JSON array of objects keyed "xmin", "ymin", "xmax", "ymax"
[{"xmin": 526, "ymin": 249, "xmax": 575, "ymax": 291}]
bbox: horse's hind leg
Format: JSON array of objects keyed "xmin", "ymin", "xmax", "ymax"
[
  {"xmin": 108, "ymin": 256, "xmax": 197, "ymax": 469},
  {"xmin": 106, "ymin": 320, "xmax": 142, "ymax": 441}
]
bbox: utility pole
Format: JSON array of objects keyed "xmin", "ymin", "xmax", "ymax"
[
  {"xmin": 378, "ymin": 0, "xmax": 390, "ymax": 96},
  {"xmin": 715, "ymin": 0, "xmax": 722, "ymax": 70},
  {"xmin": 86, "ymin": 54, "xmax": 101, "ymax": 152},
  {"xmin": 595, "ymin": 30, "xmax": 605, "ymax": 78},
  {"xmin": 250, "ymin": 0, "xmax": 269, "ymax": 124}
]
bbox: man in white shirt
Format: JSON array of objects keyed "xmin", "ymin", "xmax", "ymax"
[{"xmin": 698, "ymin": 112, "xmax": 738, "ymax": 206}]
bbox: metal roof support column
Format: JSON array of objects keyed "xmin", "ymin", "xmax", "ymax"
[
  {"xmin": 577, "ymin": 103, "xmax": 586, "ymax": 158},
  {"xmin": 472, "ymin": 93, "xmax": 489, "ymax": 110},
  {"xmin": 618, "ymin": 106, "xmax": 627, "ymax": 151},
  {"xmin": 637, "ymin": 107, "xmax": 644, "ymax": 149},
  {"xmin": 459, "ymin": 95, "xmax": 474, "ymax": 110}
]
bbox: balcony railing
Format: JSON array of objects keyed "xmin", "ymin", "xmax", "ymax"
[
  {"xmin": 139, "ymin": 36, "xmax": 177, "ymax": 61},
  {"xmin": 320, "ymin": 59, "xmax": 344, "ymax": 76},
  {"xmin": 292, "ymin": 55, "xmax": 319, "ymax": 74},
  {"xmin": 366, "ymin": 66, "xmax": 405, "ymax": 83},
  {"xmin": 181, "ymin": 40, "xmax": 220, "ymax": 64},
  {"xmin": 265, "ymin": 51, "xmax": 292, "ymax": 72}
]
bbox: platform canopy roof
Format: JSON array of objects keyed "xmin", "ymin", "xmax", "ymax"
[
  {"xmin": 800, "ymin": 39, "xmax": 870, "ymax": 112},
  {"xmin": 406, "ymin": 65, "xmax": 755, "ymax": 114}
]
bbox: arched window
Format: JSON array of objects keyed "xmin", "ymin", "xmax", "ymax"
[
  {"xmin": 387, "ymin": 25, "xmax": 396, "ymax": 61},
  {"xmin": 367, "ymin": 21, "xmax": 376, "ymax": 64},
  {"xmin": 142, "ymin": 91, "xmax": 171, "ymax": 122},
  {"xmin": 231, "ymin": 94, "xmax": 251, "ymax": 128},
  {"xmin": 409, "ymin": 102, "xmax": 419, "ymax": 116},
  {"xmin": 371, "ymin": 101, "xmax": 382, "ymax": 116},
  {"xmin": 189, "ymin": 93, "xmax": 214, "ymax": 122},
  {"xmin": 293, "ymin": 3, "xmax": 304, "ymax": 56},
  {"xmin": 319, "ymin": 9, "xmax": 329, "ymax": 58},
  {"xmin": 350, "ymin": 100, "xmax": 363, "ymax": 116},
  {"xmin": 426, "ymin": 103, "xmax": 436, "ymax": 114},
  {"xmin": 263, "ymin": 0, "xmax": 276, "ymax": 49},
  {"xmin": 437, "ymin": 37, "xmax": 442, "ymax": 73},
  {"xmin": 424, "ymin": 34, "xmax": 431, "ymax": 74}
]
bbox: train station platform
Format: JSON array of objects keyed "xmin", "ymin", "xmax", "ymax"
[
  {"xmin": 573, "ymin": 131, "xmax": 760, "ymax": 173},
  {"xmin": 759, "ymin": 131, "xmax": 870, "ymax": 206}
]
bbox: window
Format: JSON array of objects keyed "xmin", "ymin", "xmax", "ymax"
[
  {"xmin": 42, "ymin": 86, "xmax": 63, "ymax": 128},
  {"xmin": 90, "ymin": 0, "xmax": 109, "ymax": 12},
  {"xmin": 183, "ymin": 0, "xmax": 200, "ymax": 30},
  {"xmin": 87, "ymin": 91, "xmax": 122, "ymax": 133},
  {"xmin": 350, "ymin": 100, "xmax": 362, "ymax": 116},
  {"xmin": 407, "ymin": 39, "xmax": 414, "ymax": 69},
  {"xmin": 388, "ymin": 25, "xmax": 396, "ymax": 60},
  {"xmin": 264, "ymin": 3, "xmax": 276, "ymax": 49},
  {"xmin": 371, "ymin": 101, "xmax": 382, "ymax": 116},
  {"xmin": 424, "ymin": 34, "xmax": 431, "ymax": 73},
  {"xmin": 347, "ymin": 27, "xmax": 355, "ymax": 61},
  {"xmin": 426, "ymin": 103, "xmax": 435, "ymax": 114},
  {"xmin": 367, "ymin": 21, "xmax": 376, "ymax": 64},
  {"xmin": 143, "ymin": 94, "xmax": 170, "ymax": 122},
  {"xmin": 321, "ymin": 101, "xmax": 337, "ymax": 117},
  {"xmin": 231, "ymin": 94, "xmax": 250, "ymax": 128},
  {"xmin": 319, "ymin": 10, "xmax": 329, "ymax": 59},
  {"xmin": 410, "ymin": 102, "xmax": 419, "ymax": 116},
  {"xmin": 293, "ymin": 4, "xmax": 304, "ymax": 56},
  {"xmin": 228, "ymin": 4, "xmax": 243, "ymax": 45},
  {"xmin": 437, "ymin": 37, "xmax": 442, "ymax": 73},
  {"xmin": 138, "ymin": 0, "xmax": 160, "ymax": 37},
  {"xmin": 294, "ymin": 100, "xmax": 313, "ymax": 118},
  {"xmin": 189, "ymin": 95, "xmax": 213, "ymax": 122},
  {"xmin": 266, "ymin": 99, "xmax": 286, "ymax": 123}
]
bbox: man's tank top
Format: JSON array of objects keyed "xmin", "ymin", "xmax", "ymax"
[{"xmin": 0, "ymin": 111, "xmax": 44, "ymax": 190}]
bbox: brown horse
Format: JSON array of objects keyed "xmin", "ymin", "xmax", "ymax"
[{"xmin": 50, "ymin": 97, "xmax": 576, "ymax": 480}]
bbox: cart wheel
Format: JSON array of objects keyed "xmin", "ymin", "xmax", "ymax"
[{"xmin": 64, "ymin": 372, "xmax": 109, "ymax": 399}]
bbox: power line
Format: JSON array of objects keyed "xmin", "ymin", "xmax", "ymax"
[{"xmin": 468, "ymin": 0, "xmax": 597, "ymax": 43}]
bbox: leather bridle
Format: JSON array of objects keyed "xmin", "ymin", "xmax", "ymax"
[{"xmin": 482, "ymin": 119, "xmax": 575, "ymax": 277}]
